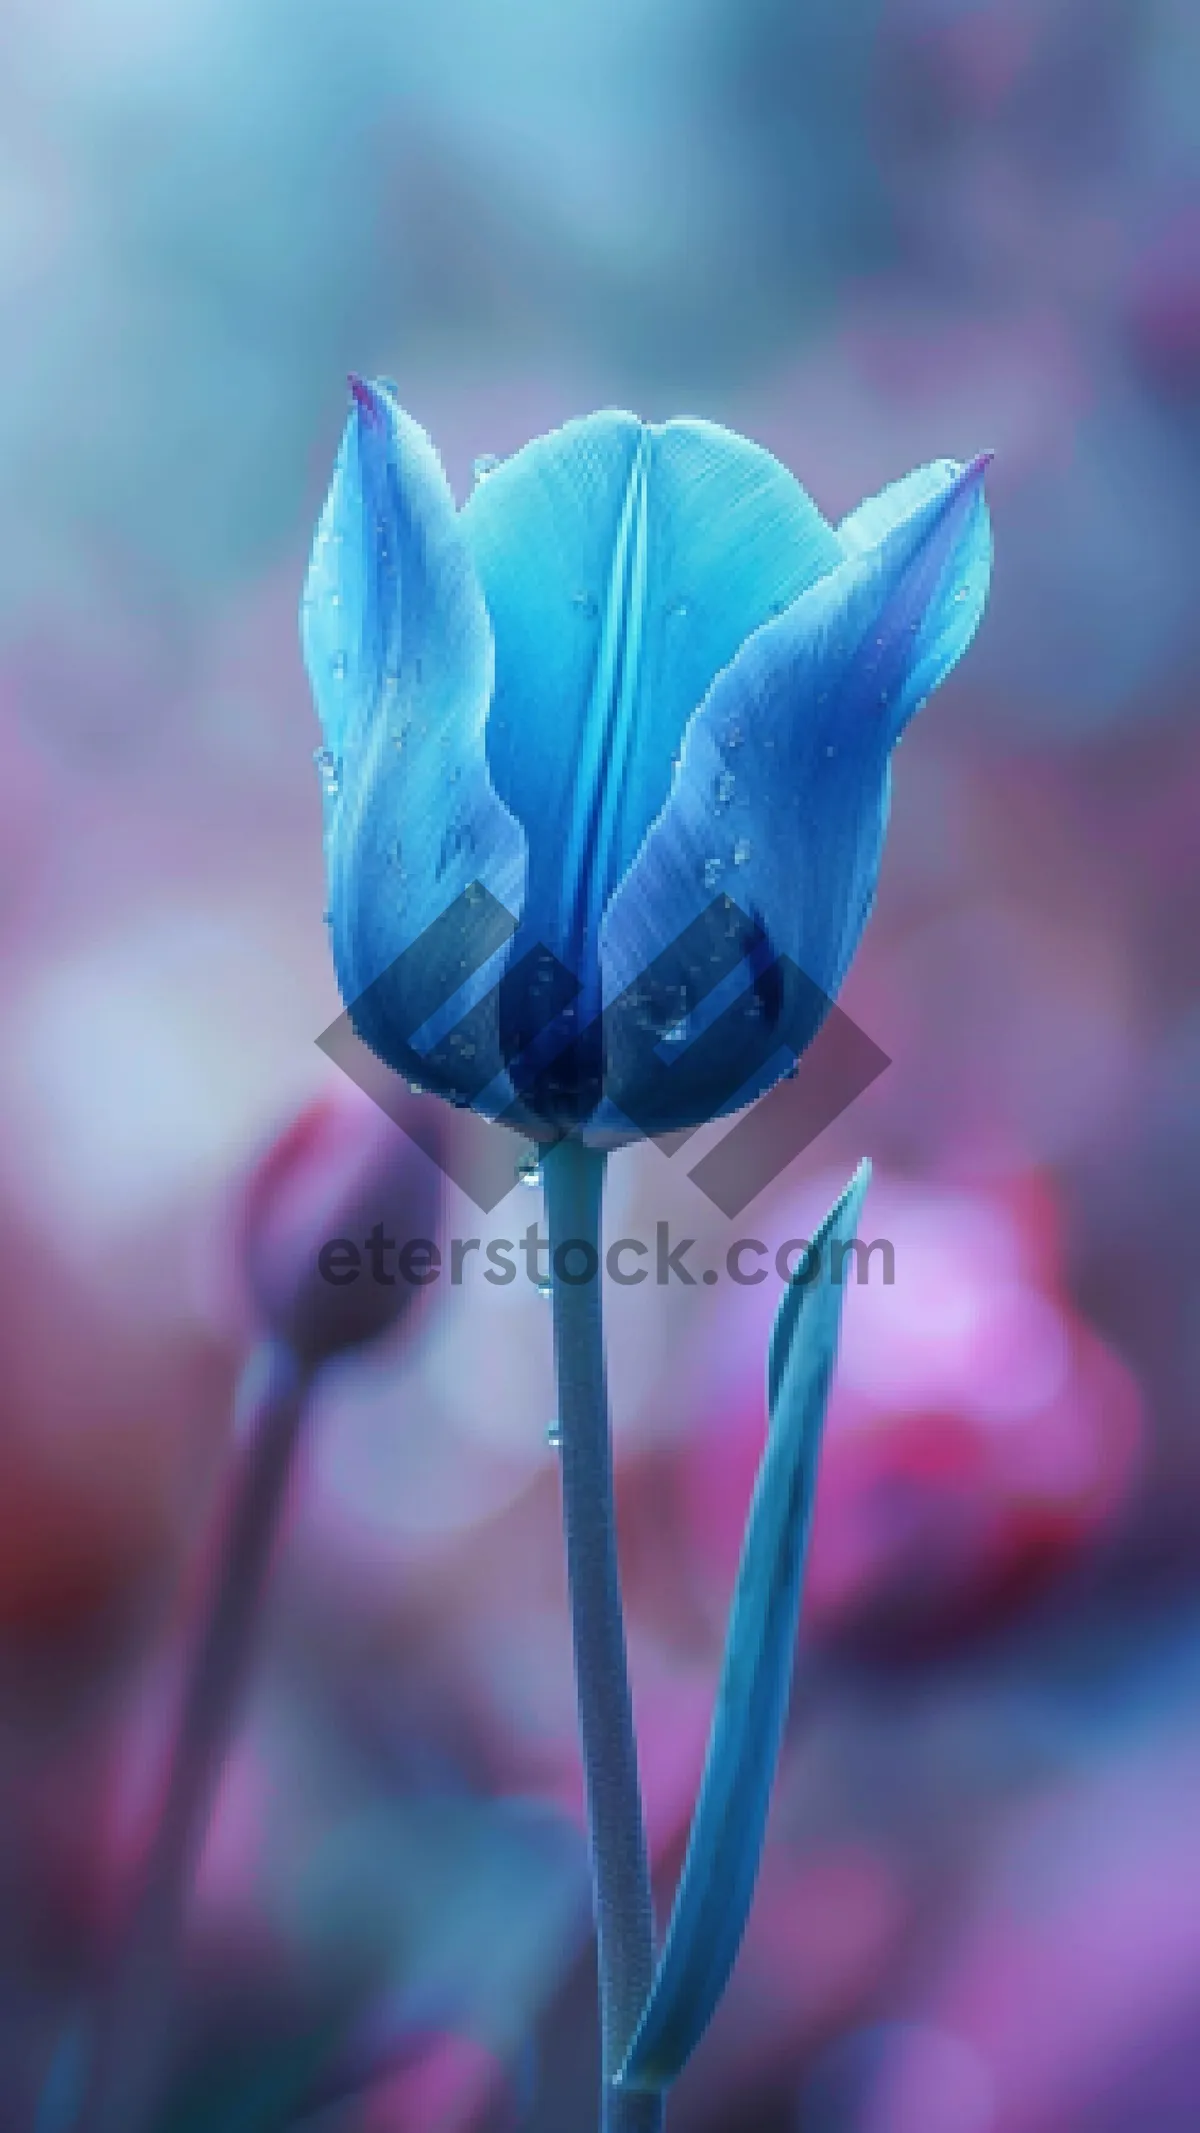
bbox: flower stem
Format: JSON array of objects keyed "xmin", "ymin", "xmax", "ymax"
[
  {"xmin": 542, "ymin": 1138, "xmax": 664, "ymax": 2133},
  {"xmin": 77, "ymin": 1338, "xmax": 310, "ymax": 2133}
]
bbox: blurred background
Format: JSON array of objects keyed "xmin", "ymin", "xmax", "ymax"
[{"xmin": 1, "ymin": 0, "xmax": 1198, "ymax": 2127}]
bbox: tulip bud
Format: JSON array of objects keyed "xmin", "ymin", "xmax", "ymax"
[
  {"xmin": 303, "ymin": 385, "xmax": 990, "ymax": 1140},
  {"xmin": 238, "ymin": 1083, "xmax": 441, "ymax": 1369}
]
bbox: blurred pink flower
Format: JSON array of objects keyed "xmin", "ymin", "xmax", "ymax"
[
  {"xmin": 237, "ymin": 1081, "xmax": 443, "ymax": 1368},
  {"xmin": 678, "ymin": 1169, "xmax": 1144, "ymax": 1653},
  {"xmin": 0, "ymin": 1205, "xmax": 229, "ymax": 1657}
]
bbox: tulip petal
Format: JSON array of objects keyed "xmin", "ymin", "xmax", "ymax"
[
  {"xmin": 461, "ymin": 415, "xmax": 842, "ymax": 1010},
  {"xmin": 598, "ymin": 455, "xmax": 991, "ymax": 1137},
  {"xmin": 836, "ymin": 451, "xmax": 994, "ymax": 737},
  {"xmin": 617, "ymin": 1162, "xmax": 872, "ymax": 2094},
  {"xmin": 301, "ymin": 381, "xmax": 527, "ymax": 1109}
]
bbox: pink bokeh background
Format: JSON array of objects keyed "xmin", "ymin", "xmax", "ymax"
[{"xmin": 2, "ymin": 1, "xmax": 1198, "ymax": 2126}]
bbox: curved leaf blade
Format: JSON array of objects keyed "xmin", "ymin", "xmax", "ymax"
[{"xmin": 616, "ymin": 1159, "xmax": 872, "ymax": 2093}]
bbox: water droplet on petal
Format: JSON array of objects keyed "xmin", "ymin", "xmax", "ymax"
[
  {"xmin": 331, "ymin": 652, "xmax": 347, "ymax": 682},
  {"xmin": 702, "ymin": 857, "xmax": 723, "ymax": 887},
  {"xmin": 516, "ymin": 1150, "xmax": 541, "ymax": 1188},
  {"xmin": 714, "ymin": 769, "xmax": 736, "ymax": 809},
  {"xmin": 732, "ymin": 837, "xmax": 751, "ymax": 866},
  {"xmin": 473, "ymin": 453, "xmax": 502, "ymax": 483},
  {"xmin": 725, "ymin": 722, "xmax": 743, "ymax": 750},
  {"xmin": 313, "ymin": 746, "xmax": 340, "ymax": 796},
  {"xmin": 825, "ymin": 743, "xmax": 836, "ymax": 759},
  {"xmin": 953, "ymin": 587, "xmax": 969, "ymax": 604},
  {"xmin": 535, "ymin": 1274, "xmax": 553, "ymax": 1300}
]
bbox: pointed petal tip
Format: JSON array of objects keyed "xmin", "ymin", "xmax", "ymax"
[
  {"xmin": 347, "ymin": 372, "xmax": 384, "ymax": 426},
  {"xmin": 966, "ymin": 449, "xmax": 995, "ymax": 480}
]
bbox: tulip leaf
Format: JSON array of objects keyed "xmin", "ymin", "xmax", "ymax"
[{"xmin": 616, "ymin": 1159, "xmax": 871, "ymax": 2094}]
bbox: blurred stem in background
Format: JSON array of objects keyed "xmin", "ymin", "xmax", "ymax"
[
  {"xmin": 75, "ymin": 1339, "xmax": 313, "ymax": 2133},
  {"xmin": 543, "ymin": 1139, "xmax": 664, "ymax": 2133},
  {"xmin": 58, "ymin": 1088, "xmax": 441, "ymax": 2132}
]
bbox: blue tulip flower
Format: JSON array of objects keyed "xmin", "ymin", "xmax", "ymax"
[{"xmin": 302, "ymin": 380, "xmax": 991, "ymax": 1141}]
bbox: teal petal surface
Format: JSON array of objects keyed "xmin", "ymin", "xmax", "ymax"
[
  {"xmin": 597, "ymin": 456, "xmax": 991, "ymax": 1136},
  {"xmin": 461, "ymin": 413, "xmax": 842, "ymax": 1009},
  {"xmin": 301, "ymin": 380, "xmax": 526, "ymax": 1109},
  {"xmin": 616, "ymin": 1161, "xmax": 872, "ymax": 2095},
  {"xmin": 836, "ymin": 451, "xmax": 994, "ymax": 740}
]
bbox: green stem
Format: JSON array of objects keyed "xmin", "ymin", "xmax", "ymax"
[{"xmin": 542, "ymin": 1138, "xmax": 664, "ymax": 2133}]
